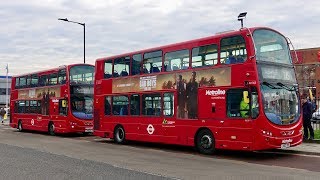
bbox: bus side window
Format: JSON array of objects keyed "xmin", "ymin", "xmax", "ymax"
[
  {"xmin": 251, "ymin": 87, "xmax": 259, "ymax": 119},
  {"xmin": 220, "ymin": 36, "xmax": 247, "ymax": 64},
  {"xmin": 227, "ymin": 89, "xmax": 249, "ymax": 118},
  {"xmin": 112, "ymin": 95, "xmax": 129, "ymax": 116},
  {"xmin": 163, "ymin": 93, "xmax": 174, "ymax": 116},
  {"xmin": 192, "ymin": 44, "xmax": 218, "ymax": 68},
  {"xmin": 59, "ymin": 99, "xmax": 68, "ymax": 116},
  {"xmin": 58, "ymin": 69, "xmax": 66, "ymax": 84},
  {"xmin": 105, "ymin": 96, "xmax": 111, "ymax": 115},
  {"xmin": 130, "ymin": 94, "xmax": 140, "ymax": 115},
  {"xmin": 104, "ymin": 60, "xmax": 113, "ymax": 79},
  {"xmin": 142, "ymin": 93, "xmax": 162, "ymax": 116},
  {"xmin": 143, "ymin": 50, "xmax": 162, "ymax": 74}
]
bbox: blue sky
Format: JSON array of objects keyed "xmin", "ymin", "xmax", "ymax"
[{"xmin": 1, "ymin": 0, "xmax": 320, "ymax": 75}]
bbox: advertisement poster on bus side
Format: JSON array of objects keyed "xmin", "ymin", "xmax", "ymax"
[
  {"xmin": 112, "ymin": 67, "xmax": 231, "ymax": 93},
  {"xmin": 18, "ymin": 87, "xmax": 61, "ymax": 99}
]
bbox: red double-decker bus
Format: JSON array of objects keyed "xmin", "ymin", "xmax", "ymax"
[
  {"xmin": 10, "ymin": 64, "xmax": 94, "ymax": 135},
  {"xmin": 94, "ymin": 27, "xmax": 302, "ymax": 154}
]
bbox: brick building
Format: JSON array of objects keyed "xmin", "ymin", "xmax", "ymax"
[{"xmin": 292, "ymin": 47, "xmax": 320, "ymax": 99}]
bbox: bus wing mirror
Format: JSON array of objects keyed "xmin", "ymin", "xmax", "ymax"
[
  {"xmin": 62, "ymin": 100, "xmax": 67, "ymax": 108},
  {"xmin": 243, "ymin": 91, "xmax": 250, "ymax": 104}
]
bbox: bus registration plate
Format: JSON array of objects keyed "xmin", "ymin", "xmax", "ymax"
[
  {"xmin": 85, "ymin": 128, "xmax": 93, "ymax": 133},
  {"xmin": 281, "ymin": 143, "xmax": 290, "ymax": 149}
]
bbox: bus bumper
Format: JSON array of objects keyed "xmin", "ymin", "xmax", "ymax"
[{"xmin": 254, "ymin": 133, "xmax": 303, "ymax": 150}]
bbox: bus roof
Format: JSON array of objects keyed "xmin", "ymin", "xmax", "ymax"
[
  {"xmin": 13, "ymin": 63, "xmax": 94, "ymax": 78},
  {"xmin": 96, "ymin": 26, "xmax": 278, "ymax": 62}
]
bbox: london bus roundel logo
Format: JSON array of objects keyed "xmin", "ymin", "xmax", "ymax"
[
  {"xmin": 147, "ymin": 124, "xmax": 155, "ymax": 135},
  {"xmin": 31, "ymin": 119, "xmax": 34, "ymax": 126}
]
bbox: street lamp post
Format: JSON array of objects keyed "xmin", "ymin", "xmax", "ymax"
[{"xmin": 58, "ymin": 18, "xmax": 86, "ymax": 64}]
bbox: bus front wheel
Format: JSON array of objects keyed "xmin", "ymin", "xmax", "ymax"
[
  {"xmin": 196, "ymin": 129, "xmax": 215, "ymax": 155},
  {"xmin": 114, "ymin": 125, "xmax": 126, "ymax": 144},
  {"xmin": 17, "ymin": 120, "xmax": 23, "ymax": 132},
  {"xmin": 48, "ymin": 122, "xmax": 55, "ymax": 136}
]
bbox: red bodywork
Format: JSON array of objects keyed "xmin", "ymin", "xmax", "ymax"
[
  {"xmin": 93, "ymin": 27, "xmax": 302, "ymax": 151},
  {"xmin": 10, "ymin": 64, "xmax": 94, "ymax": 134}
]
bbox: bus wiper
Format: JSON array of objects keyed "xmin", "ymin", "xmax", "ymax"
[
  {"xmin": 276, "ymin": 82, "xmax": 295, "ymax": 91},
  {"xmin": 262, "ymin": 81, "xmax": 280, "ymax": 89}
]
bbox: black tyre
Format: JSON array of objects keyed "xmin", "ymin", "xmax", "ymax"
[
  {"xmin": 17, "ymin": 120, "xmax": 23, "ymax": 132},
  {"xmin": 48, "ymin": 122, "xmax": 55, "ymax": 136},
  {"xmin": 114, "ymin": 125, "xmax": 125, "ymax": 144},
  {"xmin": 82, "ymin": 132, "xmax": 92, "ymax": 136},
  {"xmin": 196, "ymin": 129, "xmax": 215, "ymax": 155}
]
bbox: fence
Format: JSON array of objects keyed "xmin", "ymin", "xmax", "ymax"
[{"xmin": 312, "ymin": 120, "xmax": 320, "ymax": 131}]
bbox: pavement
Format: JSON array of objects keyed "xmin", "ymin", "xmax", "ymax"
[{"xmin": 1, "ymin": 118, "xmax": 320, "ymax": 156}]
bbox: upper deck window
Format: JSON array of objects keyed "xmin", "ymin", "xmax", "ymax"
[
  {"xmin": 31, "ymin": 74, "xmax": 38, "ymax": 87},
  {"xmin": 143, "ymin": 50, "xmax": 162, "ymax": 74},
  {"xmin": 192, "ymin": 44, "xmax": 218, "ymax": 68},
  {"xmin": 220, "ymin": 36, "xmax": 247, "ymax": 64},
  {"xmin": 164, "ymin": 49, "xmax": 189, "ymax": 71},
  {"xmin": 114, "ymin": 56, "xmax": 130, "ymax": 77},
  {"xmin": 104, "ymin": 60, "xmax": 113, "ymax": 79},
  {"xmin": 48, "ymin": 73, "xmax": 58, "ymax": 86},
  {"xmin": 39, "ymin": 75, "xmax": 48, "ymax": 86},
  {"xmin": 132, "ymin": 54, "xmax": 142, "ymax": 75},
  {"xmin": 58, "ymin": 69, "xmax": 66, "ymax": 84},
  {"xmin": 19, "ymin": 77, "xmax": 27, "ymax": 88},
  {"xmin": 253, "ymin": 29, "xmax": 291, "ymax": 64}
]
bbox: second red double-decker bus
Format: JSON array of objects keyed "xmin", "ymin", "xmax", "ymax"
[
  {"xmin": 94, "ymin": 27, "xmax": 302, "ymax": 154},
  {"xmin": 10, "ymin": 64, "xmax": 94, "ymax": 135}
]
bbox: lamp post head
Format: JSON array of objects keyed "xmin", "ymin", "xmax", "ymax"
[
  {"xmin": 58, "ymin": 18, "xmax": 69, "ymax": 22},
  {"xmin": 237, "ymin": 12, "xmax": 247, "ymax": 28},
  {"xmin": 237, "ymin": 12, "xmax": 247, "ymax": 21}
]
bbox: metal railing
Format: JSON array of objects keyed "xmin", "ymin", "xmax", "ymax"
[{"xmin": 311, "ymin": 120, "xmax": 320, "ymax": 130}]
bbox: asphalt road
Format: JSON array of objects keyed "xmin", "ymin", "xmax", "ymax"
[
  {"xmin": 0, "ymin": 125, "xmax": 320, "ymax": 180},
  {"xmin": 0, "ymin": 143, "xmax": 169, "ymax": 180}
]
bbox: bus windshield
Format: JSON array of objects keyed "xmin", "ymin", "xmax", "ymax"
[
  {"xmin": 70, "ymin": 65, "xmax": 94, "ymax": 120},
  {"xmin": 69, "ymin": 65, "xmax": 94, "ymax": 85},
  {"xmin": 253, "ymin": 29, "xmax": 291, "ymax": 64},
  {"xmin": 261, "ymin": 82, "xmax": 299, "ymax": 125}
]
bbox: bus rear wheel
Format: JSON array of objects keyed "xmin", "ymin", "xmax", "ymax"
[
  {"xmin": 114, "ymin": 125, "xmax": 126, "ymax": 144},
  {"xmin": 17, "ymin": 120, "xmax": 23, "ymax": 132},
  {"xmin": 48, "ymin": 122, "xmax": 55, "ymax": 136},
  {"xmin": 196, "ymin": 129, "xmax": 215, "ymax": 155}
]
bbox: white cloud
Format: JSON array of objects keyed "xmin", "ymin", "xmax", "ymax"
[{"xmin": 0, "ymin": 0, "xmax": 320, "ymax": 75}]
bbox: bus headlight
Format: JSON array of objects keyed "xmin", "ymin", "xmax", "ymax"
[{"xmin": 262, "ymin": 130, "xmax": 273, "ymax": 137}]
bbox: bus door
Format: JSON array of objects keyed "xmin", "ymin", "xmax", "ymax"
[
  {"xmin": 49, "ymin": 99, "xmax": 68, "ymax": 128},
  {"xmin": 218, "ymin": 88, "xmax": 254, "ymax": 150},
  {"xmin": 49, "ymin": 98, "xmax": 59, "ymax": 124},
  {"xmin": 138, "ymin": 93, "xmax": 165, "ymax": 143},
  {"xmin": 161, "ymin": 92, "xmax": 178, "ymax": 144}
]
